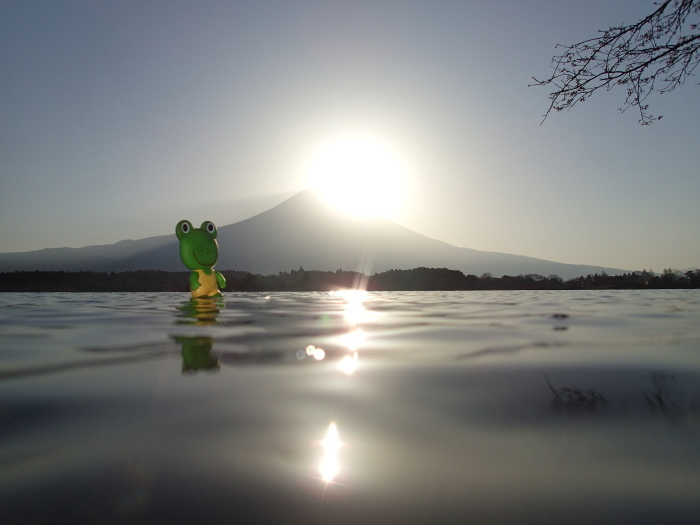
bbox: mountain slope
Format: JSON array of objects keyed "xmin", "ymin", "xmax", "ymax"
[{"xmin": 0, "ymin": 190, "xmax": 625, "ymax": 279}]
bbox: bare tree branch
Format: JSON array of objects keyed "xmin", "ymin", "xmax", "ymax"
[{"xmin": 532, "ymin": 0, "xmax": 700, "ymax": 124}]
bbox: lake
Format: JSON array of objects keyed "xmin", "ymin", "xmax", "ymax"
[{"xmin": 1, "ymin": 290, "xmax": 700, "ymax": 524}]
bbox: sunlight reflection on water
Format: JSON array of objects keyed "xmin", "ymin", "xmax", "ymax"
[{"xmin": 318, "ymin": 422, "xmax": 343, "ymax": 483}]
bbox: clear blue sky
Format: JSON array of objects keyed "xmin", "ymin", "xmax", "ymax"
[{"xmin": 1, "ymin": 0, "xmax": 698, "ymax": 272}]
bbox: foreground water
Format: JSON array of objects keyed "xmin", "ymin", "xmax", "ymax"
[{"xmin": 1, "ymin": 290, "xmax": 699, "ymax": 524}]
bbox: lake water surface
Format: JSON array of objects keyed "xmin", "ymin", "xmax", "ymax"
[{"xmin": 1, "ymin": 290, "xmax": 700, "ymax": 524}]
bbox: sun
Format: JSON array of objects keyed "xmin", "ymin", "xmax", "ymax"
[{"xmin": 306, "ymin": 136, "xmax": 405, "ymax": 217}]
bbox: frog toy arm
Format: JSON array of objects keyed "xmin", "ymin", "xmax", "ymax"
[
  {"xmin": 216, "ymin": 270, "xmax": 227, "ymax": 290},
  {"xmin": 176, "ymin": 220, "xmax": 226, "ymax": 298},
  {"xmin": 189, "ymin": 270, "xmax": 202, "ymax": 292}
]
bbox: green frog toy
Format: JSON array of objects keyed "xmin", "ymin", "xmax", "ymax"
[{"xmin": 176, "ymin": 220, "xmax": 226, "ymax": 298}]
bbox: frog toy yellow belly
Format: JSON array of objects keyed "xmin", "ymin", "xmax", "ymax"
[{"xmin": 176, "ymin": 220, "xmax": 227, "ymax": 298}]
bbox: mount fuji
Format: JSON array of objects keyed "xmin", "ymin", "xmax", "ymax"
[{"xmin": 0, "ymin": 190, "xmax": 624, "ymax": 279}]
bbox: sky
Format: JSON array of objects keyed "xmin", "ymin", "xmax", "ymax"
[{"xmin": 1, "ymin": 0, "xmax": 698, "ymax": 272}]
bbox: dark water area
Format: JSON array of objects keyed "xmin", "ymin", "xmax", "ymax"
[{"xmin": 1, "ymin": 290, "xmax": 700, "ymax": 524}]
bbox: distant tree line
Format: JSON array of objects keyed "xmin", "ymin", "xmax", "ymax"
[
  {"xmin": 1, "ymin": 267, "xmax": 699, "ymax": 292},
  {"xmin": 0, "ymin": 270, "xmax": 191, "ymax": 292}
]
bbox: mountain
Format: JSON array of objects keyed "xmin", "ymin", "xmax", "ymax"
[{"xmin": 0, "ymin": 189, "xmax": 625, "ymax": 279}]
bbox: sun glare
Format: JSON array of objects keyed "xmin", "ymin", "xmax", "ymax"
[{"xmin": 307, "ymin": 136, "xmax": 405, "ymax": 217}]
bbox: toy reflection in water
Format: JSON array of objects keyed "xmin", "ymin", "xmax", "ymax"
[
  {"xmin": 173, "ymin": 297, "xmax": 222, "ymax": 373},
  {"xmin": 172, "ymin": 335, "xmax": 220, "ymax": 374},
  {"xmin": 176, "ymin": 220, "xmax": 226, "ymax": 298},
  {"xmin": 176, "ymin": 296, "xmax": 224, "ymax": 326}
]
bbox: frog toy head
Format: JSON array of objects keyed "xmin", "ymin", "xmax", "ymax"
[{"xmin": 176, "ymin": 220, "xmax": 219, "ymax": 271}]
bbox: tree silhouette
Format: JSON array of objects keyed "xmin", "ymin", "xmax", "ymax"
[
  {"xmin": 532, "ymin": 0, "xmax": 700, "ymax": 124},
  {"xmin": 2, "ymin": 268, "xmax": 699, "ymax": 292}
]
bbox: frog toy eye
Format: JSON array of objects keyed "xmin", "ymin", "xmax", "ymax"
[
  {"xmin": 201, "ymin": 221, "xmax": 217, "ymax": 238},
  {"xmin": 176, "ymin": 220, "xmax": 193, "ymax": 240}
]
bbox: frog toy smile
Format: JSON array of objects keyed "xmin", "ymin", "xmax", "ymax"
[{"xmin": 176, "ymin": 220, "xmax": 227, "ymax": 298}]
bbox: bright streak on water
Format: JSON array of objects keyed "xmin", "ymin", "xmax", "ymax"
[
  {"xmin": 318, "ymin": 422, "xmax": 343, "ymax": 483},
  {"xmin": 342, "ymin": 328, "xmax": 365, "ymax": 351},
  {"xmin": 338, "ymin": 352, "xmax": 359, "ymax": 375},
  {"xmin": 331, "ymin": 289, "xmax": 369, "ymax": 326},
  {"xmin": 344, "ymin": 300, "xmax": 364, "ymax": 326}
]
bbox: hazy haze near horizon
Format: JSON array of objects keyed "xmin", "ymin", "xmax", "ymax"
[{"xmin": 1, "ymin": 1, "xmax": 698, "ymax": 271}]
